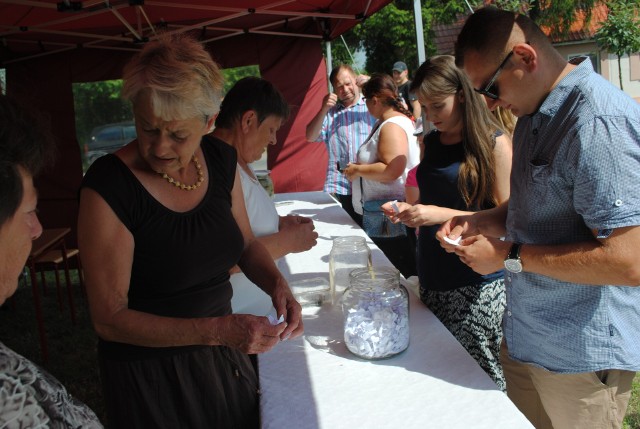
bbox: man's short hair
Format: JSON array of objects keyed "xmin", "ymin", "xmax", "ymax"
[
  {"xmin": 454, "ymin": 7, "xmax": 515, "ymax": 68},
  {"xmin": 455, "ymin": 6, "xmax": 552, "ymax": 68},
  {"xmin": 329, "ymin": 64, "xmax": 356, "ymax": 87}
]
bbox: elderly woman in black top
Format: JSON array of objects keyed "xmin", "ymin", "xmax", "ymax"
[{"xmin": 78, "ymin": 35, "xmax": 302, "ymax": 428}]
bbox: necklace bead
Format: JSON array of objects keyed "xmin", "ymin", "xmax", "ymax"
[{"xmin": 158, "ymin": 155, "xmax": 205, "ymax": 191}]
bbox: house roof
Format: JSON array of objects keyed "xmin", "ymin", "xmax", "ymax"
[
  {"xmin": 432, "ymin": 17, "xmax": 464, "ymax": 55},
  {"xmin": 432, "ymin": 3, "xmax": 609, "ymax": 55},
  {"xmin": 539, "ymin": 3, "xmax": 607, "ymax": 43}
]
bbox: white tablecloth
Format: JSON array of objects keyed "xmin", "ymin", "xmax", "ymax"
[{"xmin": 259, "ymin": 191, "xmax": 533, "ymax": 429}]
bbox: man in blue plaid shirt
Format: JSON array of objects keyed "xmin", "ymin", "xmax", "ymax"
[
  {"xmin": 438, "ymin": 7, "xmax": 640, "ymax": 429},
  {"xmin": 306, "ymin": 64, "xmax": 376, "ymax": 222}
]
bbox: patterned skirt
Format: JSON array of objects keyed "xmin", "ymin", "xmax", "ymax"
[{"xmin": 421, "ymin": 278, "xmax": 506, "ymax": 391}]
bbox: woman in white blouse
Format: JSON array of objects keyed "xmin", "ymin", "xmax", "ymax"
[
  {"xmin": 211, "ymin": 77, "xmax": 318, "ymax": 315},
  {"xmin": 344, "ymin": 73, "xmax": 420, "ymax": 277}
]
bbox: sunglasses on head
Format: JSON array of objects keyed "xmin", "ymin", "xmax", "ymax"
[{"xmin": 474, "ymin": 51, "xmax": 514, "ymax": 100}]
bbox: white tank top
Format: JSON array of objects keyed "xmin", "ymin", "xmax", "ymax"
[
  {"xmin": 231, "ymin": 164, "xmax": 280, "ymax": 316},
  {"xmin": 352, "ymin": 115, "xmax": 420, "ymax": 214}
]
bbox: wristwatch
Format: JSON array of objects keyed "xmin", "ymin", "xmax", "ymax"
[{"xmin": 504, "ymin": 243, "xmax": 523, "ymax": 273}]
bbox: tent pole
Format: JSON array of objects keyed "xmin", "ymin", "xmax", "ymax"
[
  {"xmin": 325, "ymin": 40, "xmax": 333, "ymax": 91},
  {"xmin": 413, "ymin": 0, "xmax": 426, "ymax": 66}
]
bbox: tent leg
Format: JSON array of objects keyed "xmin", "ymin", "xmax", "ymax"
[
  {"xmin": 325, "ymin": 40, "xmax": 333, "ymax": 91},
  {"xmin": 413, "ymin": 0, "xmax": 426, "ymax": 66}
]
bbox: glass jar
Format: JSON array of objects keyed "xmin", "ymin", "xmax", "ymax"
[
  {"xmin": 329, "ymin": 236, "xmax": 371, "ymax": 304},
  {"xmin": 341, "ymin": 266, "xmax": 409, "ymax": 359}
]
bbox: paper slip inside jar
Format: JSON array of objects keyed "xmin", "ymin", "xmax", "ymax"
[{"xmin": 344, "ymin": 292, "xmax": 409, "ymax": 359}]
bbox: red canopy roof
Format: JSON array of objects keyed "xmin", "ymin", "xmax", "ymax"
[
  {"xmin": 1, "ymin": 0, "xmax": 392, "ymax": 243},
  {"xmin": 0, "ymin": 0, "xmax": 391, "ymax": 241},
  {"xmin": 1, "ymin": 0, "xmax": 387, "ymax": 65}
]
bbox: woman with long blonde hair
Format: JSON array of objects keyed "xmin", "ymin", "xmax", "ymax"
[{"xmin": 385, "ymin": 55, "xmax": 512, "ymax": 390}]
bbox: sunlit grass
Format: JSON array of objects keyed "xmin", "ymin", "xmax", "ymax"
[{"xmin": 624, "ymin": 373, "xmax": 640, "ymax": 429}]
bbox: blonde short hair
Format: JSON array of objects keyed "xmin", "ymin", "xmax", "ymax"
[{"xmin": 122, "ymin": 33, "xmax": 224, "ymax": 121}]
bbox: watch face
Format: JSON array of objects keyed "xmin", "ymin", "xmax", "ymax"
[{"xmin": 504, "ymin": 259, "xmax": 523, "ymax": 273}]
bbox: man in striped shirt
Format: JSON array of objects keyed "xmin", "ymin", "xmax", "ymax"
[{"xmin": 306, "ymin": 64, "xmax": 376, "ymax": 222}]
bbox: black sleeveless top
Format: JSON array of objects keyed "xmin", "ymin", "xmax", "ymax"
[
  {"xmin": 416, "ymin": 130, "xmax": 502, "ymax": 292},
  {"xmin": 81, "ymin": 135, "xmax": 245, "ymax": 359}
]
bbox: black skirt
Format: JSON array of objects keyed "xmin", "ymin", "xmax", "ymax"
[{"xmin": 99, "ymin": 344, "xmax": 259, "ymax": 429}]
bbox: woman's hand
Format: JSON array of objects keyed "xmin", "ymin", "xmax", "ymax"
[
  {"xmin": 213, "ymin": 314, "xmax": 288, "ymax": 354},
  {"xmin": 381, "ymin": 201, "xmax": 452, "ymax": 228},
  {"xmin": 383, "ymin": 202, "xmax": 437, "ymax": 227},
  {"xmin": 270, "ymin": 281, "xmax": 303, "ymax": 341},
  {"xmin": 343, "ymin": 162, "xmax": 360, "ymax": 181},
  {"xmin": 278, "ymin": 216, "xmax": 318, "ymax": 253}
]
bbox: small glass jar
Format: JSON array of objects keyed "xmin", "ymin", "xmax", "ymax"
[
  {"xmin": 329, "ymin": 236, "xmax": 371, "ymax": 304},
  {"xmin": 341, "ymin": 266, "xmax": 409, "ymax": 359}
]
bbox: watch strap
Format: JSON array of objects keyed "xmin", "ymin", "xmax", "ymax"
[{"xmin": 507, "ymin": 243, "xmax": 521, "ymax": 260}]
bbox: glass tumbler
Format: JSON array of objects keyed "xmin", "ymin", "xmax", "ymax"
[
  {"xmin": 341, "ymin": 266, "xmax": 409, "ymax": 359},
  {"xmin": 329, "ymin": 236, "xmax": 371, "ymax": 304}
]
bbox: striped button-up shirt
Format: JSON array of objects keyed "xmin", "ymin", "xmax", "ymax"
[
  {"xmin": 314, "ymin": 96, "xmax": 376, "ymax": 195},
  {"xmin": 504, "ymin": 57, "xmax": 640, "ymax": 373}
]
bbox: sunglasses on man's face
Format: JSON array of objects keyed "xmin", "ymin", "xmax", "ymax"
[{"xmin": 474, "ymin": 51, "xmax": 514, "ymax": 100}]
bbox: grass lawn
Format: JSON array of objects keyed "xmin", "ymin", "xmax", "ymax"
[
  {"xmin": 1, "ymin": 272, "xmax": 639, "ymax": 428},
  {"xmin": 626, "ymin": 374, "xmax": 640, "ymax": 429}
]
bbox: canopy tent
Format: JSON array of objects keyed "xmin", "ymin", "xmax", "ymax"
[{"xmin": 0, "ymin": 0, "xmax": 392, "ymax": 243}]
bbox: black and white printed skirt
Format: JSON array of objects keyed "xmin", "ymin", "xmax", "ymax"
[{"xmin": 421, "ymin": 278, "xmax": 506, "ymax": 392}]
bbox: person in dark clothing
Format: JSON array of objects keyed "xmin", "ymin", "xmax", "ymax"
[
  {"xmin": 77, "ymin": 34, "xmax": 302, "ymax": 428},
  {"xmin": 392, "ymin": 61, "xmax": 420, "ymax": 119},
  {"xmin": 384, "ymin": 55, "xmax": 512, "ymax": 390}
]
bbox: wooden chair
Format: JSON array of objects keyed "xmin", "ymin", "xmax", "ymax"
[
  {"xmin": 34, "ymin": 247, "xmax": 84, "ymax": 324},
  {"xmin": 26, "ymin": 227, "xmax": 72, "ymax": 362}
]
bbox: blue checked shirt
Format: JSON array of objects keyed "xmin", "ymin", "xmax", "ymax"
[
  {"xmin": 504, "ymin": 58, "xmax": 640, "ymax": 373},
  {"xmin": 313, "ymin": 96, "xmax": 376, "ymax": 195}
]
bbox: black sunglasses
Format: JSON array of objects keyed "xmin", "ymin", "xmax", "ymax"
[{"xmin": 474, "ymin": 51, "xmax": 513, "ymax": 100}]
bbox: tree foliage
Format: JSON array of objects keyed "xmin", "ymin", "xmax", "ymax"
[
  {"xmin": 331, "ymin": 0, "xmax": 599, "ymax": 75},
  {"xmin": 222, "ymin": 65, "xmax": 261, "ymax": 93},
  {"xmin": 72, "ymin": 66, "xmax": 260, "ymax": 150},
  {"xmin": 72, "ymin": 80, "xmax": 132, "ymax": 147},
  {"xmin": 595, "ymin": 0, "xmax": 640, "ymax": 89}
]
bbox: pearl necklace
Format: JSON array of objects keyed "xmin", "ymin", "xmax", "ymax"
[{"xmin": 158, "ymin": 155, "xmax": 205, "ymax": 191}]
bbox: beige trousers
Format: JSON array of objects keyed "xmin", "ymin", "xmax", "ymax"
[{"xmin": 500, "ymin": 341, "xmax": 635, "ymax": 429}]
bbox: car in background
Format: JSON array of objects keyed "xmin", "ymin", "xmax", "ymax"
[{"xmin": 84, "ymin": 121, "xmax": 136, "ymax": 165}]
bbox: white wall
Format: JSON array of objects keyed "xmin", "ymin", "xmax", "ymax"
[
  {"xmin": 554, "ymin": 41, "xmax": 640, "ymax": 101},
  {"xmin": 604, "ymin": 52, "xmax": 640, "ymax": 100}
]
